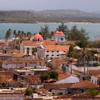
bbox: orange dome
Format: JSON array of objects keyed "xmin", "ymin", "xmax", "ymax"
[
  {"xmin": 33, "ymin": 34, "xmax": 43, "ymax": 42},
  {"xmin": 55, "ymin": 31, "xmax": 64, "ymax": 35},
  {"xmin": 55, "ymin": 31, "xmax": 59, "ymax": 34},
  {"xmin": 59, "ymin": 31, "xmax": 64, "ymax": 35}
]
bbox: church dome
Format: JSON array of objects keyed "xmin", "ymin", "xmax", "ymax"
[
  {"xmin": 59, "ymin": 31, "xmax": 64, "ymax": 35},
  {"xmin": 33, "ymin": 34, "xmax": 43, "ymax": 42},
  {"xmin": 55, "ymin": 31, "xmax": 64, "ymax": 35}
]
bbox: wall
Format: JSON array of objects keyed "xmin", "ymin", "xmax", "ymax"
[{"xmin": 56, "ymin": 76, "xmax": 79, "ymax": 83}]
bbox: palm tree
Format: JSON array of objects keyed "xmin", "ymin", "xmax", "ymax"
[{"xmin": 5, "ymin": 29, "xmax": 12, "ymax": 42}]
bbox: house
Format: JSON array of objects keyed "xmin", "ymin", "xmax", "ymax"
[
  {"xmin": 0, "ymin": 71, "xmax": 13, "ymax": 86},
  {"xmin": 44, "ymin": 83, "xmax": 73, "ymax": 95},
  {"xmin": 37, "ymin": 45, "xmax": 70, "ymax": 60},
  {"xmin": 67, "ymin": 80, "xmax": 99, "ymax": 95},
  {"xmin": 44, "ymin": 80, "xmax": 99, "ymax": 95},
  {"xmin": 14, "ymin": 74, "xmax": 42, "ymax": 89},
  {"xmin": 56, "ymin": 73, "xmax": 80, "ymax": 83},
  {"xmin": 91, "ymin": 74, "xmax": 100, "ymax": 85},
  {"xmin": 2, "ymin": 59, "xmax": 45, "ymax": 70}
]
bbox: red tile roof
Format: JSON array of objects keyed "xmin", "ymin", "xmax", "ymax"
[
  {"xmin": 43, "ymin": 40, "xmax": 57, "ymax": 45},
  {"xmin": 58, "ymin": 73, "xmax": 71, "ymax": 80},
  {"xmin": 70, "ymin": 80, "xmax": 99, "ymax": 88},
  {"xmin": 22, "ymin": 75, "xmax": 41, "ymax": 84},
  {"xmin": 0, "ymin": 71, "xmax": 13, "ymax": 84},
  {"xmin": 23, "ymin": 41, "xmax": 40, "ymax": 46},
  {"xmin": 89, "ymin": 70, "xmax": 100, "ymax": 75},
  {"xmin": 44, "ymin": 45, "xmax": 70, "ymax": 51},
  {"xmin": 67, "ymin": 41, "xmax": 76, "ymax": 45},
  {"xmin": 12, "ymin": 53, "xmax": 25, "ymax": 57},
  {"xmin": 44, "ymin": 83, "xmax": 73, "ymax": 90}
]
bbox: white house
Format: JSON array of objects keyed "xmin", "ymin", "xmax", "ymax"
[
  {"xmin": 91, "ymin": 74, "xmax": 100, "ymax": 85},
  {"xmin": 56, "ymin": 73, "xmax": 80, "ymax": 83},
  {"xmin": 37, "ymin": 45, "xmax": 70, "ymax": 60},
  {"xmin": 2, "ymin": 60, "xmax": 45, "ymax": 70}
]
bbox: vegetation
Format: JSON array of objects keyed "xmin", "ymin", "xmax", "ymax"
[
  {"xmin": 86, "ymin": 88, "xmax": 100, "ymax": 100},
  {"xmin": 41, "ymin": 70, "xmax": 59, "ymax": 82},
  {"xmin": 75, "ymin": 40, "xmax": 89, "ymax": 48},
  {"xmin": 39, "ymin": 25, "xmax": 54, "ymax": 40},
  {"xmin": 88, "ymin": 41, "xmax": 100, "ymax": 48},
  {"xmin": 1, "ymin": 10, "xmax": 100, "ymax": 23},
  {"xmin": 25, "ymin": 88, "xmax": 33, "ymax": 96},
  {"xmin": 93, "ymin": 63, "xmax": 100, "ymax": 66}
]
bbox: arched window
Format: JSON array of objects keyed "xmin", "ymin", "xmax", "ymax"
[
  {"xmin": 32, "ymin": 48, "xmax": 34, "ymax": 55},
  {"xmin": 38, "ymin": 38, "xmax": 40, "ymax": 41},
  {"xmin": 27, "ymin": 48, "xmax": 30, "ymax": 55},
  {"xmin": 61, "ymin": 38, "xmax": 63, "ymax": 41}
]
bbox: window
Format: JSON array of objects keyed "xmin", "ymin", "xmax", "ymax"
[
  {"xmin": 57, "ymin": 55, "xmax": 59, "ymax": 56},
  {"xmin": 63, "ymin": 51, "xmax": 66, "ymax": 52},
  {"xmin": 52, "ymin": 51, "xmax": 54, "ymax": 53},
  {"xmin": 38, "ymin": 38, "xmax": 40, "ymax": 41},
  {"xmin": 51, "ymin": 57, "xmax": 53, "ymax": 59},
  {"xmin": 47, "ymin": 51, "xmax": 49, "ymax": 52},
  {"xmin": 27, "ymin": 51, "xmax": 29, "ymax": 55},
  {"xmin": 95, "ymin": 81, "xmax": 97, "ymax": 84},
  {"xmin": 61, "ymin": 38, "xmax": 63, "ymax": 41},
  {"xmin": 32, "ymin": 48, "xmax": 34, "ymax": 55},
  {"xmin": 52, "ymin": 55, "xmax": 54, "ymax": 56},
  {"xmin": 27, "ymin": 48, "xmax": 29, "ymax": 50},
  {"xmin": 46, "ymin": 55, "xmax": 49, "ymax": 57},
  {"xmin": 57, "ymin": 51, "xmax": 59, "ymax": 52}
]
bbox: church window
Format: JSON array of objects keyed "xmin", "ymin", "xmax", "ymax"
[
  {"xmin": 61, "ymin": 38, "xmax": 63, "ymax": 41},
  {"xmin": 38, "ymin": 38, "xmax": 40, "ymax": 41}
]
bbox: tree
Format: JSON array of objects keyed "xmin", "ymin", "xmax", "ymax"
[
  {"xmin": 41, "ymin": 74, "xmax": 50, "ymax": 82},
  {"xmin": 75, "ymin": 40, "xmax": 88, "ymax": 48},
  {"xmin": 68, "ymin": 25, "xmax": 89, "ymax": 41},
  {"xmin": 56, "ymin": 22, "xmax": 69, "ymax": 39},
  {"xmin": 48, "ymin": 70, "xmax": 59, "ymax": 80},
  {"xmin": 39, "ymin": 25, "xmax": 53, "ymax": 40},
  {"xmin": 25, "ymin": 88, "xmax": 33, "ymax": 96},
  {"xmin": 5, "ymin": 29, "xmax": 12, "ymax": 41},
  {"xmin": 86, "ymin": 88, "xmax": 100, "ymax": 100}
]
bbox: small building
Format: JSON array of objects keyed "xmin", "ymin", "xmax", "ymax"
[
  {"xmin": 2, "ymin": 59, "xmax": 45, "ymax": 70},
  {"xmin": 91, "ymin": 74, "xmax": 100, "ymax": 85},
  {"xmin": 56, "ymin": 73, "xmax": 80, "ymax": 83}
]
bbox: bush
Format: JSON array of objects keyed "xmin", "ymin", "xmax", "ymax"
[
  {"xmin": 93, "ymin": 63, "xmax": 100, "ymax": 66},
  {"xmin": 25, "ymin": 88, "xmax": 33, "ymax": 96}
]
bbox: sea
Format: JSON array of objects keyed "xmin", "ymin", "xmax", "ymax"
[{"xmin": 0, "ymin": 23, "xmax": 100, "ymax": 41}]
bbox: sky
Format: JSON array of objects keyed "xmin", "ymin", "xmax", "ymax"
[{"xmin": 0, "ymin": 0, "xmax": 100, "ymax": 12}]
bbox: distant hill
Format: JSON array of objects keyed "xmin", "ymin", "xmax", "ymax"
[{"xmin": 1, "ymin": 10, "xmax": 100, "ymax": 23}]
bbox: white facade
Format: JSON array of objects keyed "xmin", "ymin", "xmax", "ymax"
[
  {"xmin": 91, "ymin": 76, "xmax": 98, "ymax": 85},
  {"xmin": 2, "ymin": 62, "xmax": 44, "ymax": 70},
  {"xmin": 54, "ymin": 34, "xmax": 67, "ymax": 45},
  {"xmin": 20, "ymin": 42, "xmax": 38, "ymax": 55},
  {"xmin": 45, "ymin": 50, "xmax": 67, "ymax": 60},
  {"xmin": 56, "ymin": 75, "xmax": 79, "ymax": 83}
]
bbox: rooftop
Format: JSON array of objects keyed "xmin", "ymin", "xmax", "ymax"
[{"xmin": 70, "ymin": 80, "xmax": 99, "ymax": 88}]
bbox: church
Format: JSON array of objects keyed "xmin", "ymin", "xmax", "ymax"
[{"xmin": 20, "ymin": 31, "xmax": 70, "ymax": 59}]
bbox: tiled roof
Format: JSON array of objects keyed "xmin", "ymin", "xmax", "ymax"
[
  {"xmin": 67, "ymin": 41, "xmax": 76, "ymax": 45},
  {"xmin": 43, "ymin": 40, "xmax": 57, "ymax": 45},
  {"xmin": 58, "ymin": 73, "xmax": 71, "ymax": 80},
  {"xmin": 12, "ymin": 53, "xmax": 25, "ymax": 57},
  {"xmin": 70, "ymin": 80, "xmax": 99, "ymax": 88},
  {"xmin": 44, "ymin": 45, "xmax": 70, "ymax": 51},
  {"xmin": 23, "ymin": 41, "xmax": 40, "ymax": 46},
  {"xmin": 44, "ymin": 83, "xmax": 73, "ymax": 90},
  {"xmin": 89, "ymin": 70, "xmax": 100, "ymax": 75},
  {"xmin": 0, "ymin": 71, "xmax": 13, "ymax": 84},
  {"xmin": 22, "ymin": 75, "xmax": 41, "ymax": 84},
  {"xmin": 3, "ymin": 59, "xmax": 44, "ymax": 64}
]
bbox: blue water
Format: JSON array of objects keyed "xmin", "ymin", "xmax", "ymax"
[{"xmin": 0, "ymin": 23, "xmax": 100, "ymax": 40}]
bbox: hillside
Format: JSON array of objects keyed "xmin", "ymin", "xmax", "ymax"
[{"xmin": 0, "ymin": 10, "xmax": 100, "ymax": 23}]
